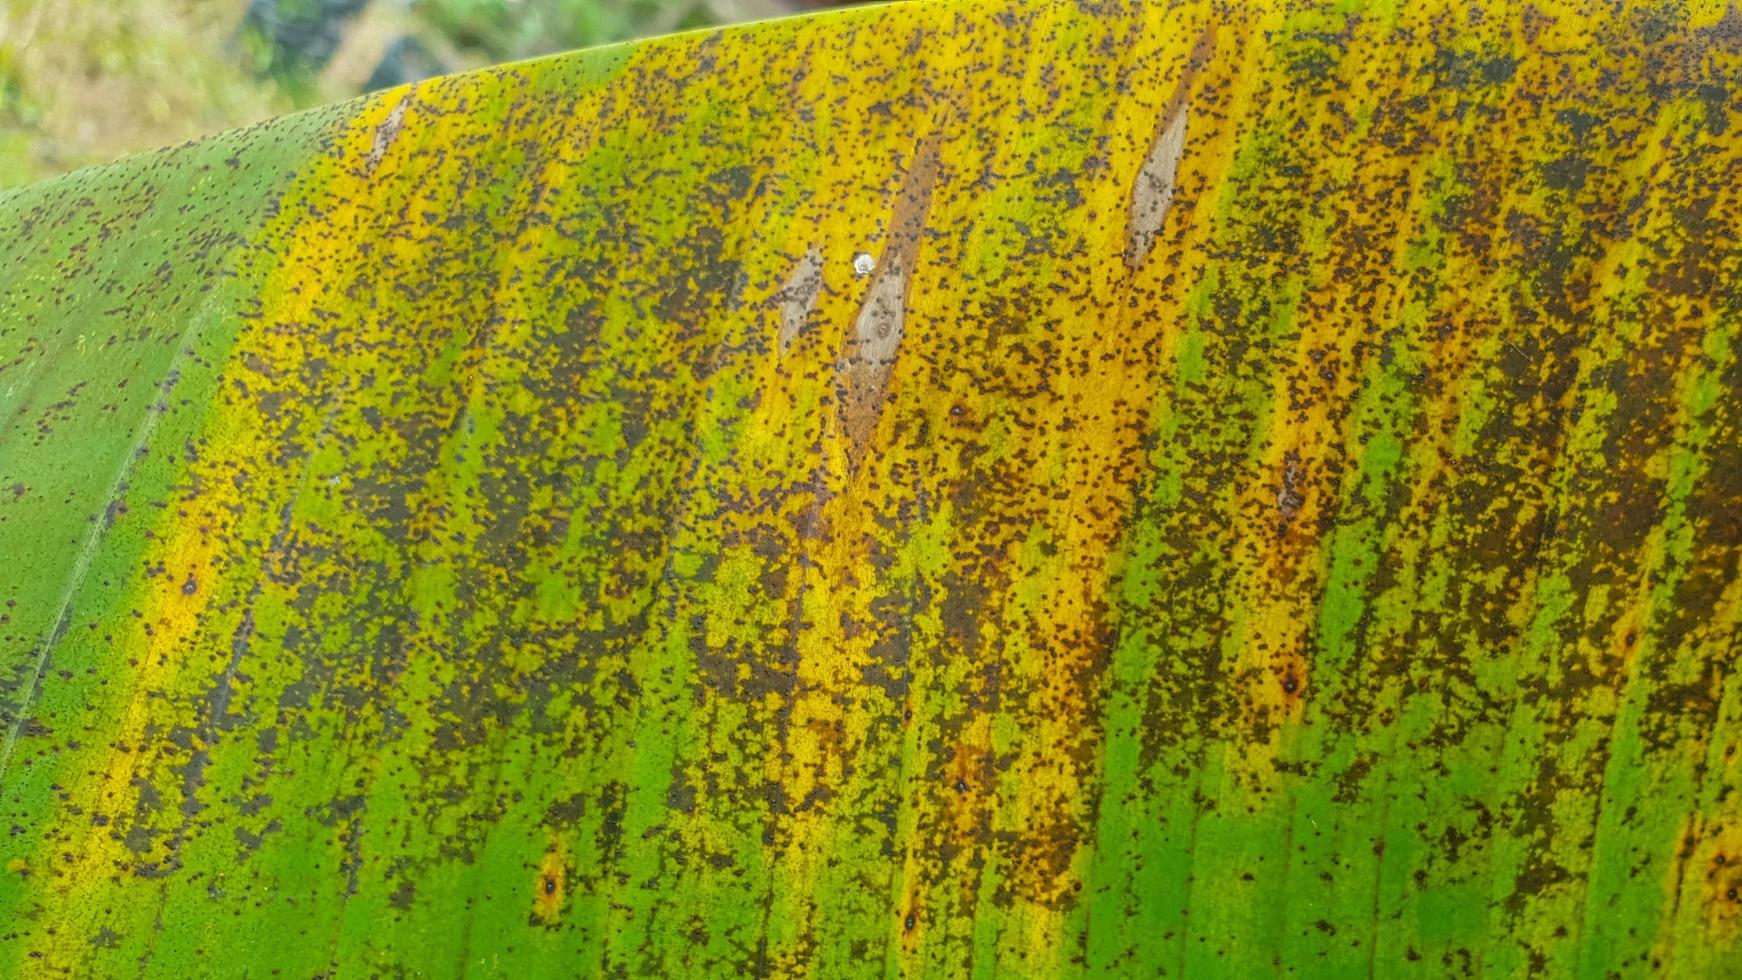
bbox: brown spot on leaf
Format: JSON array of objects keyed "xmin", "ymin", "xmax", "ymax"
[{"xmin": 532, "ymin": 844, "xmax": 566, "ymax": 925}]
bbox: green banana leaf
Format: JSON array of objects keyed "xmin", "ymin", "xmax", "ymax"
[{"xmin": 1, "ymin": 0, "xmax": 1739, "ymax": 975}]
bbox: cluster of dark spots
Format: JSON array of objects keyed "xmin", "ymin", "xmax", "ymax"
[
  {"xmin": 1424, "ymin": 46, "xmax": 1519, "ymax": 91},
  {"xmin": 232, "ymin": 819, "xmax": 280, "ymax": 854},
  {"xmin": 1036, "ymin": 167, "xmax": 1085, "ymax": 210},
  {"xmin": 1695, "ymin": 82, "xmax": 1732, "ymax": 136},
  {"xmin": 1539, "ymin": 155, "xmax": 1591, "ymax": 192},
  {"xmin": 1275, "ymin": 449, "xmax": 1306, "ymax": 527},
  {"xmin": 1305, "ymin": 345, "xmax": 1338, "ymax": 384},
  {"xmin": 543, "ymin": 791, "xmax": 588, "ymax": 827},
  {"xmin": 665, "ymin": 769, "xmax": 698, "ymax": 815},
  {"xmin": 88, "ymin": 926, "xmax": 121, "ymax": 949},
  {"xmin": 1554, "ymin": 107, "xmax": 1602, "ymax": 139}
]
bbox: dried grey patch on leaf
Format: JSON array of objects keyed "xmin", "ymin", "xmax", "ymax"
[
  {"xmin": 838, "ymin": 259, "xmax": 912, "ymax": 463},
  {"xmin": 837, "ymin": 137, "xmax": 942, "ymax": 469},
  {"xmin": 778, "ymin": 246, "xmax": 824, "ymax": 354},
  {"xmin": 852, "ymin": 264, "xmax": 907, "ymax": 368},
  {"xmin": 1125, "ymin": 100, "xmax": 1188, "ymax": 267},
  {"xmin": 367, "ymin": 88, "xmax": 417, "ymax": 174}
]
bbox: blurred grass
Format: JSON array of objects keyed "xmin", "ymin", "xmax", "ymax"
[
  {"xmin": 0, "ymin": 0, "xmax": 828, "ymax": 188},
  {"xmin": 0, "ymin": 1, "xmax": 284, "ymax": 186}
]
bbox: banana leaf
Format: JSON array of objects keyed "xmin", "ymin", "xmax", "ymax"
[{"xmin": 1, "ymin": 0, "xmax": 1739, "ymax": 975}]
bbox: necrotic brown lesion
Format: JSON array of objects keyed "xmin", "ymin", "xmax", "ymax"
[
  {"xmin": 777, "ymin": 245, "xmax": 824, "ymax": 354},
  {"xmin": 1124, "ymin": 25, "xmax": 1215, "ymax": 269},
  {"xmin": 532, "ymin": 846, "xmax": 566, "ymax": 924},
  {"xmin": 836, "ymin": 136, "xmax": 943, "ymax": 469},
  {"xmin": 366, "ymin": 87, "xmax": 418, "ymax": 175},
  {"xmin": 1125, "ymin": 99, "xmax": 1188, "ymax": 267}
]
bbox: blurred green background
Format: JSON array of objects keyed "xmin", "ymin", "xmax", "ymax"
[{"xmin": 0, "ymin": 0, "xmax": 850, "ymax": 188}]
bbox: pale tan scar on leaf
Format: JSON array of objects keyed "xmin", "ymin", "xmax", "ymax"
[
  {"xmin": 837, "ymin": 135, "xmax": 943, "ymax": 470},
  {"xmin": 777, "ymin": 245, "xmax": 825, "ymax": 354},
  {"xmin": 1124, "ymin": 27, "xmax": 1216, "ymax": 268},
  {"xmin": 367, "ymin": 86, "xmax": 418, "ymax": 175}
]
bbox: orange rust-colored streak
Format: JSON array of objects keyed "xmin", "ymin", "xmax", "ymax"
[{"xmin": 533, "ymin": 841, "xmax": 568, "ymax": 926}]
